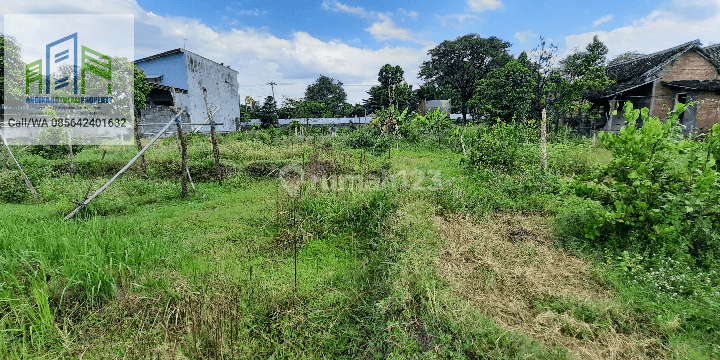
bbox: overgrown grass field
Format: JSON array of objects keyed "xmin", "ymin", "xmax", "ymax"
[{"xmin": 1, "ymin": 111, "xmax": 719, "ymax": 358}]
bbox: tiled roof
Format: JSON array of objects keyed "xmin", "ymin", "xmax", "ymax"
[
  {"xmin": 661, "ymin": 80, "xmax": 720, "ymax": 91},
  {"xmin": 586, "ymin": 40, "xmax": 720, "ymax": 99},
  {"xmin": 702, "ymin": 43, "xmax": 720, "ymax": 66}
]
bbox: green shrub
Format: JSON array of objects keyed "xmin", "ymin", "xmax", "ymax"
[
  {"xmin": 26, "ymin": 127, "xmax": 84, "ymax": 160},
  {"xmin": 572, "ymin": 101, "xmax": 720, "ymax": 265},
  {"xmin": 465, "ymin": 121, "xmax": 538, "ymax": 173},
  {"xmin": 340, "ymin": 125, "xmax": 382, "ymax": 150},
  {"xmin": 548, "ymin": 143, "xmax": 595, "ymax": 177},
  {"xmin": 465, "ymin": 121, "xmax": 523, "ymax": 172},
  {"xmin": 0, "ymin": 170, "xmax": 29, "ymax": 203},
  {"xmin": 554, "ymin": 197, "xmax": 606, "ymax": 248}
]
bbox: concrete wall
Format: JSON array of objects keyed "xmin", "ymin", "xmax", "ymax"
[
  {"xmin": 135, "ymin": 52, "xmax": 189, "ymax": 90},
  {"xmin": 183, "ymin": 51, "xmax": 240, "ymax": 133},
  {"xmin": 138, "ymin": 105, "xmax": 192, "ymax": 137}
]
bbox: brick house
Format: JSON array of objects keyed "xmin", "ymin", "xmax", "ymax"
[{"xmin": 586, "ymin": 40, "xmax": 720, "ymax": 135}]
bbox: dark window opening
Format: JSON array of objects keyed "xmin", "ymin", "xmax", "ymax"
[{"xmin": 676, "ymin": 93, "xmax": 687, "ymax": 123}]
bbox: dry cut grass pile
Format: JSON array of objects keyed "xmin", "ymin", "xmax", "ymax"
[{"xmin": 433, "ymin": 213, "xmax": 664, "ymax": 360}]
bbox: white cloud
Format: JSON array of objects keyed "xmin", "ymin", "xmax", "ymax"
[
  {"xmin": 514, "ymin": 30, "xmax": 536, "ymax": 44},
  {"xmin": 321, "ymin": 0, "xmax": 374, "ymax": 18},
  {"xmin": 592, "ymin": 14, "xmax": 613, "ymax": 26},
  {"xmin": 364, "ymin": 14, "xmax": 431, "ymax": 45},
  {"xmin": 565, "ymin": 0, "xmax": 720, "ymax": 60},
  {"xmin": 226, "ymin": 6, "xmax": 268, "ymax": 16},
  {"xmin": 321, "ymin": 1, "xmax": 428, "ymax": 45},
  {"xmin": 438, "ymin": 13, "xmax": 481, "ymax": 27},
  {"xmin": 398, "ymin": 8, "xmax": 420, "ymax": 20},
  {"xmin": 0, "ymin": 0, "xmax": 430, "ymax": 104},
  {"xmin": 467, "ymin": 0, "xmax": 503, "ymax": 13}
]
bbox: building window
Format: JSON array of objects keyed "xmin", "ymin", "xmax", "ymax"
[{"xmin": 675, "ymin": 93, "xmax": 687, "ymax": 123}]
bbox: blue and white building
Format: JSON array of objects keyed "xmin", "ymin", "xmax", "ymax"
[{"xmin": 134, "ymin": 48, "xmax": 240, "ymax": 133}]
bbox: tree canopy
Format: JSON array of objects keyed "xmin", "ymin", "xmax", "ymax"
[
  {"xmin": 364, "ymin": 64, "xmax": 417, "ymax": 113},
  {"xmin": 418, "ymin": 34, "xmax": 512, "ymax": 122},
  {"xmin": 469, "ymin": 57, "xmax": 536, "ymax": 123},
  {"xmin": 548, "ymin": 35, "xmax": 614, "ymax": 128},
  {"xmin": 304, "ymin": 75, "xmax": 347, "ymax": 116},
  {"xmin": 259, "ymin": 95, "xmax": 278, "ymax": 128}
]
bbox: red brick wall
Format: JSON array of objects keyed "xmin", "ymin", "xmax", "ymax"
[
  {"xmin": 697, "ymin": 91, "xmax": 720, "ymax": 132},
  {"xmin": 658, "ymin": 51, "xmax": 718, "ymax": 82},
  {"xmin": 650, "ymin": 51, "xmax": 719, "ymax": 122},
  {"xmin": 650, "ymin": 81, "xmax": 673, "ymax": 121}
]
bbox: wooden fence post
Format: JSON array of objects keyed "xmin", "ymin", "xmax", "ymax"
[
  {"xmin": 541, "ymin": 108, "xmax": 548, "ymax": 170},
  {"xmin": 176, "ymin": 117, "xmax": 189, "ymax": 198},
  {"xmin": 1, "ymin": 134, "xmax": 39, "ymax": 199},
  {"xmin": 202, "ymin": 88, "xmax": 222, "ymax": 184},
  {"xmin": 134, "ymin": 118, "xmax": 147, "ymax": 176},
  {"xmin": 169, "ymin": 86, "xmax": 188, "ymax": 197},
  {"xmin": 170, "ymin": 85, "xmax": 190, "ymax": 196}
]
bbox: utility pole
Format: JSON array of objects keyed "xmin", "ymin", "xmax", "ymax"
[{"xmin": 267, "ymin": 81, "xmax": 276, "ymax": 100}]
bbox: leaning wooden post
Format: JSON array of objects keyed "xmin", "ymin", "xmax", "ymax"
[
  {"xmin": 64, "ymin": 110, "xmax": 185, "ymax": 220},
  {"xmin": 1, "ymin": 134, "xmax": 39, "ymax": 199},
  {"xmin": 134, "ymin": 118, "xmax": 147, "ymax": 176},
  {"xmin": 175, "ymin": 113, "xmax": 189, "ymax": 199},
  {"xmin": 202, "ymin": 88, "xmax": 221, "ymax": 184},
  {"xmin": 541, "ymin": 108, "xmax": 548, "ymax": 170},
  {"xmin": 170, "ymin": 85, "xmax": 189, "ymax": 197}
]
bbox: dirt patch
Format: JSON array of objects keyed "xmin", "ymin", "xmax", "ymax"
[{"xmin": 434, "ymin": 213, "xmax": 662, "ymax": 359}]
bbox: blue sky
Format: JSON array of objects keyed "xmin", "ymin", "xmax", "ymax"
[{"xmin": 3, "ymin": 0, "xmax": 720, "ymax": 104}]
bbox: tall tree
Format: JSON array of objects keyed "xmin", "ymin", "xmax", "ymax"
[
  {"xmin": 418, "ymin": 34, "xmax": 512, "ymax": 122},
  {"xmin": 0, "ymin": 35, "xmax": 25, "ymax": 108},
  {"xmin": 469, "ymin": 58, "xmax": 536, "ymax": 123},
  {"xmin": 365, "ymin": 64, "xmax": 417, "ymax": 113},
  {"xmin": 305, "ymin": 75, "xmax": 347, "ymax": 117},
  {"xmin": 551, "ymin": 35, "xmax": 614, "ymax": 128},
  {"xmin": 281, "ymin": 97, "xmax": 326, "ymax": 119},
  {"xmin": 259, "ymin": 96, "xmax": 278, "ymax": 128}
]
